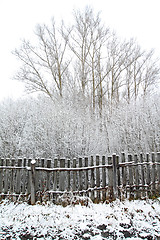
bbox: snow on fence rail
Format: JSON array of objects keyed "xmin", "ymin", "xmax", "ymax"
[{"xmin": 0, "ymin": 152, "xmax": 160, "ymax": 204}]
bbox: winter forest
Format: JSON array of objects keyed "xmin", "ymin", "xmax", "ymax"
[{"xmin": 0, "ymin": 7, "xmax": 159, "ymax": 159}]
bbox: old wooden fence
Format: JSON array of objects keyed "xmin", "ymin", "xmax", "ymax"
[{"xmin": 0, "ymin": 152, "xmax": 160, "ymax": 204}]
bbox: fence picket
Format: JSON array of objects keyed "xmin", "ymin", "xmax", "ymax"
[
  {"xmin": 27, "ymin": 159, "xmax": 31, "ymax": 194},
  {"xmin": 140, "ymin": 153, "xmax": 145, "ymax": 198},
  {"xmin": 85, "ymin": 157, "xmax": 89, "ymax": 193},
  {"xmin": 102, "ymin": 156, "xmax": 106, "ymax": 201},
  {"xmin": 121, "ymin": 153, "xmax": 127, "ymax": 198},
  {"xmin": 72, "ymin": 158, "xmax": 77, "ymax": 191},
  {"xmin": 30, "ymin": 160, "xmax": 36, "ymax": 205},
  {"xmin": 0, "ymin": 158, "xmax": 3, "ymax": 194},
  {"xmin": 151, "ymin": 153, "xmax": 156, "ymax": 196},
  {"xmin": 128, "ymin": 155, "xmax": 134, "ymax": 200},
  {"xmin": 46, "ymin": 160, "xmax": 51, "ymax": 191},
  {"xmin": 59, "ymin": 159, "xmax": 65, "ymax": 191},
  {"xmin": 22, "ymin": 158, "xmax": 26, "ymax": 195},
  {"xmin": 4, "ymin": 159, "xmax": 10, "ymax": 194},
  {"xmin": 134, "ymin": 154, "xmax": 140, "ymax": 199},
  {"xmin": 146, "ymin": 153, "xmax": 151, "ymax": 198},
  {"xmin": 78, "ymin": 158, "xmax": 83, "ymax": 191},
  {"xmin": 53, "ymin": 158, "xmax": 58, "ymax": 191},
  {"xmin": 90, "ymin": 156, "xmax": 95, "ymax": 201},
  {"xmin": 112, "ymin": 154, "xmax": 118, "ymax": 199},
  {"xmin": 108, "ymin": 156, "xmax": 113, "ymax": 200},
  {"xmin": 96, "ymin": 155, "xmax": 100, "ymax": 200},
  {"xmin": 67, "ymin": 159, "xmax": 71, "ymax": 191}
]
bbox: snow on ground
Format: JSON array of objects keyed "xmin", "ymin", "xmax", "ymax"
[{"xmin": 0, "ymin": 198, "xmax": 160, "ymax": 239}]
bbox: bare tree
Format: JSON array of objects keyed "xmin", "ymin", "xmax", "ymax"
[
  {"xmin": 62, "ymin": 6, "xmax": 110, "ymax": 114},
  {"xmin": 13, "ymin": 6, "xmax": 160, "ymax": 109},
  {"xmin": 140, "ymin": 50, "xmax": 160, "ymax": 97},
  {"xmin": 13, "ymin": 19, "xmax": 70, "ymax": 99}
]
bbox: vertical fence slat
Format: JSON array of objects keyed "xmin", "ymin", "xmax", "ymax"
[
  {"xmin": 30, "ymin": 160, "xmax": 36, "ymax": 205},
  {"xmin": 40, "ymin": 159, "xmax": 45, "ymax": 191},
  {"xmin": 90, "ymin": 156, "xmax": 95, "ymax": 201},
  {"xmin": 0, "ymin": 159, "xmax": 3, "ymax": 194},
  {"xmin": 146, "ymin": 153, "xmax": 151, "ymax": 198},
  {"xmin": 53, "ymin": 158, "xmax": 58, "ymax": 191},
  {"xmin": 151, "ymin": 153, "xmax": 156, "ymax": 196},
  {"xmin": 22, "ymin": 158, "xmax": 26, "ymax": 194},
  {"xmin": 46, "ymin": 160, "xmax": 51, "ymax": 191},
  {"xmin": 96, "ymin": 155, "xmax": 100, "ymax": 200},
  {"xmin": 27, "ymin": 159, "xmax": 31, "ymax": 194},
  {"xmin": 72, "ymin": 158, "xmax": 77, "ymax": 191},
  {"xmin": 67, "ymin": 159, "xmax": 71, "ymax": 191},
  {"xmin": 78, "ymin": 158, "xmax": 83, "ymax": 191},
  {"xmin": 16, "ymin": 159, "xmax": 22, "ymax": 195},
  {"xmin": 128, "ymin": 155, "xmax": 134, "ymax": 200},
  {"xmin": 108, "ymin": 156, "xmax": 113, "ymax": 200},
  {"xmin": 134, "ymin": 154, "xmax": 140, "ymax": 199},
  {"xmin": 121, "ymin": 153, "xmax": 127, "ymax": 198},
  {"xmin": 112, "ymin": 154, "xmax": 118, "ymax": 199},
  {"xmin": 85, "ymin": 157, "xmax": 89, "ymax": 192},
  {"xmin": 59, "ymin": 159, "xmax": 65, "ymax": 191},
  {"xmin": 4, "ymin": 159, "xmax": 9, "ymax": 194},
  {"xmin": 116, "ymin": 155, "xmax": 121, "ymax": 199},
  {"xmin": 140, "ymin": 153, "xmax": 145, "ymax": 198},
  {"xmin": 102, "ymin": 156, "xmax": 106, "ymax": 201},
  {"xmin": 10, "ymin": 159, "xmax": 15, "ymax": 195}
]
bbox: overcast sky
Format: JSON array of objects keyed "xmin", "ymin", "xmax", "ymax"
[{"xmin": 0, "ymin": 0, "xmax": 160, "ymax": 101}]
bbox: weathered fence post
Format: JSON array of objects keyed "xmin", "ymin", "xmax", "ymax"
[
  {"xmin": 46, "ymin": 159, "xmax": 51, "ymax": 191},
  {"xmin": 128, "ymin": 155, "xmax": 134, "ymax": 200},
  {"xmin": 78, "ymin": 158, "xmax": 83, "ymax": 191},
  {"xmin": 40, "ymin": 159, "xmax": 45, "ymax": 192},
  {"xmin": 112, "ymin": 154, "xmax": 118, "ymax": 199},
  {"xmin": 16, "ymin": 159, "xmax": 22, "ymax": 195},
  {"xmin": 90, "ymin": 156, "xmax": 95, "ymax": 201},
  {"xmin": 27, "ymin": 159, "xmax": 31, "ymax": 195},
  {"xmin": 59, "ymin": 158, "xmax": 66, "ymax": 191},
  {"xmin": 22, "ymin": 158, "xmax": 26, "ymax": 195},
  {"xmin": 96, "ymin": 155, "xmax": 100, "ymax": 201},
  {"xmin": 72, "ymin": 158, "xmax": 77, "ymax": 191},
  {"xmin": 0, "ymin": 158, "xmax": 4, "ymax": 194},
  {"xmin": 10, "ymin": 159, "xmax": 15, "ymax": 195},
  {"xmin": 151, "ymin": 152, "xmax": 156, "ymax": 196},
  {"xmin": 108, "ymin": 156, "xmax": 113, "ymax": 201},
  {"xmin": 146, "ymin": 153, "xmax": 151, "ymax": 198},
  {"xmin": 134, "ymin": 154, "xmax": 140, "ymax": 199},
  {"xmin": 67, "ymin": 159, "xmax": 71, "ymax": 191},
  {"xmin": 102, "ymin": 156, "xmax": 106, "ymax": 201},
  {"xmin": 4, "ymin": 158, "xmax": 10, "ymax": 194},
  {"xmin": 30, "ymin": 160, "xmax": 36, "ymax": 205},
  {"xmin": 85, "ymin": 157, "xmax": 89, "ymax": 196},
  {"xmin": 116, "ymin": 155, "xmax": 121, "ymax": 199},
  {"xmin": 121, "ymin": 153, "xmax": 127, "ymax": 198},
  {"xmin": 53, "ymin": 158, "xmax": 58, "ymax": 191},
  {"xmin": 140, "ymin": 153, "xmax": 145, "ymax": 198}
]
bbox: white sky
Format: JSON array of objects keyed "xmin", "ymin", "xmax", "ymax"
[{"xmin": 0, "ymin": 0, "xmax": 160, "ymax": 101}]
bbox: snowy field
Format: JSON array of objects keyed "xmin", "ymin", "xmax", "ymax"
[{"xmin": 1, "ymin": 198, "xmax": 160, "ymax": 239}]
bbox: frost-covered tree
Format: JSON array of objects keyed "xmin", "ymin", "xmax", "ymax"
[{"xmin": 0, "ymin": 94, "xmax": 159, "ymax": 158}]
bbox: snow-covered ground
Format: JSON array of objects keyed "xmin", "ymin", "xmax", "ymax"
[{"xmin": 0, "ymin": 198, "xmax": 160, "ymax": 239}]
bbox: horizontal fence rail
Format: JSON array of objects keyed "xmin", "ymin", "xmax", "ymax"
[{"xmin": 0, "ymin": 152, "xmax": 160, "ymax": 204}]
